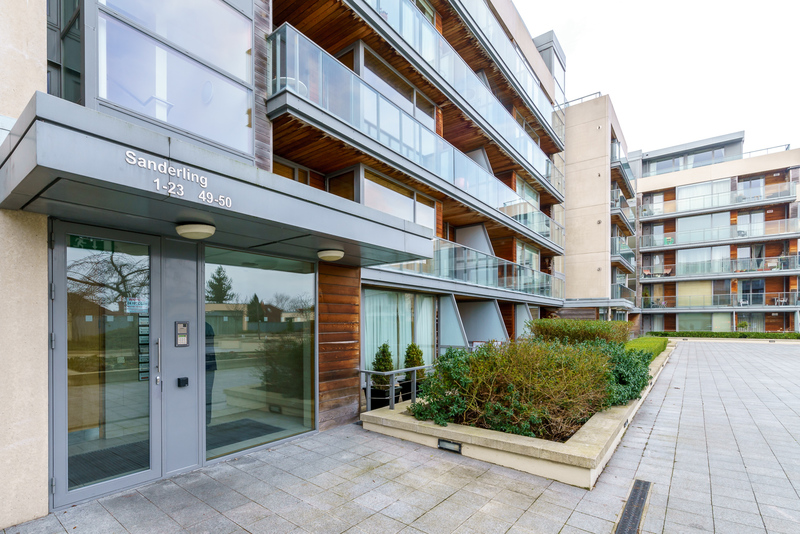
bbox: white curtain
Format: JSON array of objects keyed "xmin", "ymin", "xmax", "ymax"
[
  {"xmin": 415, "ymin": 295, "xmax": 435, "ymax": 365},
  {"xmin": 364, "ymin": 290, "xmax": 399, "ymax": 369},
  {"xmin": 397, "ymin": 294, "xmax": 413, "ymax": 368}
]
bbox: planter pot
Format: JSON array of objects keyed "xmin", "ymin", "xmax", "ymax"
[{"xmin": 368, "ymin": 386, "xmax": 402, "ymax": 410}]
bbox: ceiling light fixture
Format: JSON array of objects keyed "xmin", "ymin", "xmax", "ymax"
[
  {"xmin": 175, "ymin": 223, "xmax": 216, "ymax": 240},
  {"xmin": 317, "ymin": 249, "xmax": 345, "ymax": 262}
]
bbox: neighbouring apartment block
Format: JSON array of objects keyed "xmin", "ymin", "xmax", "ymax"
[
  {"xmin": 630, "ymin": 132, "xmax": 800, "ymax": 334},
  {"xmin": 0, "ymin": 0, "xmax": 571, "ymax": 526}
]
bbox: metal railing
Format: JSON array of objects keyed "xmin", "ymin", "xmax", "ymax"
[
  {"xmin": 610, "ymin": 141, "xmax": 635, "ymax": 195},
  {"xmin": 359, "ymin": 365, "xmax": 434, "ymax": 410},
  {"xmin": 639, "ymin": 255, "xmax": 800, "ymax": 279},
  {"xmin": 562, "ymin": 92, "xmax": 601, "ymax": 108},
  {"xmin": 268, "ymin": 24, "xmax": 565, "ymax": 249},
  {"xmin": 611, "ymin": 189, "xmax": 635, "ymax": 226},
  {"xmin": 642, "ymin": 144, "xmax": 791, "ymax": 178},
  {"xmin": 612, "ymin": 283, "xmax": 636, "ymax": 303},
  {"xmin": 642, "ymin": 292, "xmax": 799, "ymax": 309},
  {"xmin": 611, "ymin": 237, "xmax": 636, "ymax": 268},
  {"xmin": 378, "ymin": 238, "xmax": 565, "ymax": 299},
  {"xmin": 640, "ymin": 182, "xmax": 796, "ymax": 218},
  {"xmin": 640, "ymin": 218, "xmax": 800, "ymax": 249},
  {"xmin": 361, "ymin": 0, "xmax": 565, "ymax": 193}
]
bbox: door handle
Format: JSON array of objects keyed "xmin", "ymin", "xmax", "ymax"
[{"xmin": 156, "ymin": 338, "xmax": 162, "ymax": 385}]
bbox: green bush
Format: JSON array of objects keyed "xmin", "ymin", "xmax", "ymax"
[
  {"xmin": 371, "ymin": 343, "xmax": 394, "ymax": 387},
  {"xmin": 528, "ymin": 319, "xmax": 632, "ymax": 344},
  {"xmin": 584, "ymin": 341, "xmax": 652, "ymax": 406},
  {"xmin": 403, "ymin": 343, "xmax": 425, "ymax": 381},
  {"xmin": 624, "ymin": 337, "xmax": 668, "ymax": 359},
  {"xmin": 647, "ymin": 331, "xmax": 800, "ymax": 339},
  {"xmin": 410, "ymin": 340, "xmax": 613, "ymax": 441}
]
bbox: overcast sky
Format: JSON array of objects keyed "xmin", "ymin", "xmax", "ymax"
[{"xmin": 516, "ymin": 0, "xmax": 800, "ymax": 154}]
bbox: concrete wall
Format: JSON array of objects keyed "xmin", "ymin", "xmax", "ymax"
[
  {"xmin": 563, "ymin": 96, "xmax": 612, "ymax": 299},
  {"xmin": 638, "ymin": 149, "xmax": 800, "ymax": 193},
  {"xmin": 0, "ymin": 212, "xmax": 49, "ymax": 529},
  {"xmin": 0, "ymin": 0, "xmax": 50, "ymax": 529}
]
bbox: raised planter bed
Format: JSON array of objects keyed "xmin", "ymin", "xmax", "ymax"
[{"xmin": 361, "ymin": 343, "xmax": 675, "ymax": 489}]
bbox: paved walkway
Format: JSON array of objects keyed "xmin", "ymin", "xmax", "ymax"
[{"xmin": 6, "ymin": 341, "xmax": 800, "ymax": 534}]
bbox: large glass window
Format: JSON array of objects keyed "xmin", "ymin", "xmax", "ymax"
[
  {"xmin": 676, "ymin": 178, "xmax": 730, "ymax": 211},
  {"xmin": 676, "ymin": 212, "xmax": 730, "ymax": 244},
  {"xmin": 678, "ymin": 313, "xmax": 712, "ymax": 331},
  {"xmin": 365, "ymin": 171, "xmax": 414, "ymax": 221},
  {"xmin": 364, "ymin": 289, "xmax": 435, "ymax": 370},
  {"xmin": 738, "ymin": 176, "xmax": 765, "ymax": 201},
  {"xmin": 204, "ymin": 248, "xmax": 315, "ymax": 459},
  {"xmin": 99, "ymin": 14, "xmax": 253, "ymax": 154},
  {"xmin": 101, "ymin": 0, "xmax": 253, "ymax": 82},
  {"xmin": 738, "ymin": 210, "xmax": 765, "ymax": 238},
  {"xmin": 739, "ymin": 278, "xmax": 765, "ymax": 306}
]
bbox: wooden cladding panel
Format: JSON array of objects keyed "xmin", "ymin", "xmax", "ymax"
[
  {"xmin": 766, "ymin": 173, "xmax": 787, "ymax": 186},
  {"xmin": 317, "ymin": 262, "xmax": 361, "ymax": 431},
  {"xmin": 730, "ymin": 245, "xmax": 737, "ymax": 260},
  {"xmin": 254, "ymin": 0, "xmax": 272, "ymax": 171},
  {"xmin": 765, "ymin": 313, "xmax": 790, "ymax": 333},
  {"xmin": 664, "ymin": 283, "xmax": 676, "ymax": 298},
  {"xmin": 436, "ymin": 201, "xmax": 444, "ymax": 238},
  {"xmin": 492, "ymin": 237, "xmax": 515, "ymax": 262},
  {"xmin": 766, "ymin": 277, "xmax": 787, "ymax": 294},
  {"xmin": 496, "ymin": 170, "xmax": 516, "ymax": 190},
  {"xmin": 765, "ymin": 206, "xmax": 787, "ymax": 222},
  {"xmin": 664, "ymin": 314, "xmax": 677, "ymax": 331},
  {"xmin": 310, "ymin": 171, "xmax": 325, "ymax": 191},
  {"xmin": 664, "ymin": 219, "xmax": 676, "ymax": 234},
  {"xmin": 664, "ymin": 250, "xmax": 676, "ymax": 265},
  {"xmin": 664, "ymin": 189, "xmax": 677, "ymax": 202},
  {"xmin": 498, "ymin": 301, "xmax": 514, "ymax": 340},
  {"xmin": 791, "ymin": 240, "xmax": 799, "ymax": 255},
  {"xmin": 765, "ymin": 242, "xmax": 785, "ymax": 257}
]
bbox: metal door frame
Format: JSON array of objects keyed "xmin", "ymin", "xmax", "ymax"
[{"xmin": 51, "ymin": 221, "xmax": 163, "ymax": 508}]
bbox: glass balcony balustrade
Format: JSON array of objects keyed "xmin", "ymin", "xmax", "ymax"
[
  {"xmin": 642, "ymin": 292, "xmax": 799, "ymax": 309},
  {"xmin": 642, "ymin": 145, "xmax": 791, "ymax": 178},
  {"xmin": 640, "ymin": 182, "xmax": 796, "ymax": 219},
  {"xmin": 610, "ymin": 189, "xmax": 634, "ymax": 226},
  {"xmin": 379, "ymin": 238, "xmax": 565, "ymax": 299},
  {"xmin": 362, "ymin": 0, "xmax": 564, "ymax": 194},
  {"xmin": 610, "ymin": 141, "xmax": 635, "ymax": 195},
  {"xmin": 611, "ymin": 283, "xmax": 636, "ymax": 304},
  {"xmin": 611, "ymin": 237, "xmax": 636, "ymax": 268},
  {"xmin": 450, "ymin": 0, "xmax": 565, "ymax": 141},
  {"xmin": 268, "ymin": 25, "xmax": 564, "ymax": 248},
  {"xmin": 640, "ymin": 255, "xmax": 800, "ymax": 279},
  {"xmin": 640, "ymin": 218, "xmax": 800, "ymax": 249}
]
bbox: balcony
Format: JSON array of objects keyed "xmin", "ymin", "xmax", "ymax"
[
  {"xmin": 377, "ymin": 238, "xmax": 564, "ymax": 299},
  {"xmin": 639, "ymin": 218, "xmax": 800, "ymax": 250},
  {"xmin": 642, "ymin": 292, "xmax": 799, "ymax": 310},
  {"xmin": 611, "ymin": 283, "xmax": 636, "ymax": 304},
  {"xmin": 610, "ymin": 141, "xmax": 635, "ymax": 198},
  {"xmin": 610, "ymin": 189, "xmax": 635, "ymax": 235},
  {"xmin": 611, "ymin": 237, "xmax": 636, "ymax": 274},
  {"xmin": 642, "ymin": 144, "xmax": 791, "ymax": 178},
  {"xmin": 448, "ymin": 0, "xmax": 565, "ymax": 143},
  {"xmin": 268, "ymin": 24, "xmax": 564, "ymax": 249},
  {"xmin": 640, "ymin": 182, "xmax": 796, "ymax": 220},
  {"xmin": 640, "ymin": 255, "xmax": 800, "ymax": 280},
  {"xmin": 358, "ymin": 0, "xmax": 565, "ymax": 196}
]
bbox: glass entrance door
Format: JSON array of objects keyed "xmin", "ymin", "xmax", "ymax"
[{"xmin": 53, "ymin": 224, "xmax": 162, "ymax": 507}]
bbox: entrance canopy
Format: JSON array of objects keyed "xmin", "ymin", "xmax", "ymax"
[{"xmin": 0, "ymin": 93, "xmax": 432, "ymax": 266}]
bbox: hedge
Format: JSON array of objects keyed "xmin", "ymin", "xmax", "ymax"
[
  {"xmin": 647, "ymin": 331, "xmax": 800, "ymax": 339},
  {"xmin": 528, "ymin": 319, "xmax": 632, "ymax": 344},
  {"xmin": 625, "ymin": 337, "xmax": 668, "ymax": 359}
]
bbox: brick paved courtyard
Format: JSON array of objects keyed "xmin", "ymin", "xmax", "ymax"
[{"xmin": 6, "ymin": 341, "xmax": 800, "ymax": 534}]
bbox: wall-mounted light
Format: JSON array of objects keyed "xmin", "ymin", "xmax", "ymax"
[
  {"xmin": 317, "ymin": 249, "xmax": 345, "ymax": 262},
  {"xmin": 175, "ymin": 223, "xmax": 216, "ymax": 240}
]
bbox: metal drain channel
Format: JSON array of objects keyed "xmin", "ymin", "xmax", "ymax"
[{"xmin": 615, "ymin": 479, "xmax": 651, "ymax": 534}]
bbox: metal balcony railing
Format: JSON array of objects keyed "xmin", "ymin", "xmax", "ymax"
[
  {"xmin": 640, "ymin": 182, "xmax": 796, "ymax": 218},
  {"xmin": 640, "ymin": 255, "xmax": 800, "ymax": 279},
  {"xmin": 611, "ymin": 189, "xmax": 635, "ymax": 227},
  {"xmin": 377, "ymin": 238, "xmax": 565, "ymax": 299},
  {"xmin": 611, "ymin": 237, "xmax": 636, "ymax": 268},
  {"xmin": 268, "ymin": 24, "xmax": 565, "ymax": 249},
  {"xmin": 640, "ymin": 218, "xmax": 800, "ymax": 249},
  {"xmin": 611, "ymin": 283, "xmax": 636, "ymax": 304},
  {"xmin": 642, "ymin": 144, "xmax": 791, "ymax": 178},
  {"xmin": 642, "ymin": 292, "xmax": 799, "ymax": 309},
  {"xmin": 610, "ymin": 141, "xmax": 635, "ymax": 196}
]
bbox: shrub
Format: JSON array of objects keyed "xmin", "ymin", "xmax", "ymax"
[
  {"xmin": 528, "ymin": 319, "xmax": 632, "ymax": 344},
  {"xmin": 647, "ymin": 331, "xmax": 800, "ymax": 339},
  {"xmin": 403, "ymin": 343, "xmax": 425, "ymax": 381},
  {"xmin": 583, "ymin": 341, "xmax": 652, "ymax": 406},
  {"xmin": 371, "ymin": 343, "xmax": 394, "ymax": 387},
  {"xmin": 410, "ymin": 340, "xmax": 613, "ymax": 441},
  {"xmin": 624, "ymin": 337, "xmax": 668, "ymax": 359}
]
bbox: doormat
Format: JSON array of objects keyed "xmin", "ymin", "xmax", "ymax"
[
  {"xmin": 68, "ymin": 440, "xmax": 149, "ymax": 489},
  {"xmin": 206, "ymin": 419, "xmax": 283, "ymax": 451}
]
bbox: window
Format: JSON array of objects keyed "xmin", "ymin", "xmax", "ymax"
[
  {"xmin": 737, "ymin": 210, "xmax": 765, "ymax": 238},
  {"xmin": 516, "ymin": 177, "xmax": 540, "ymax": 209},
  {"xmin": 413, "ymin": 0, "xmax": 436, "ymax": 26},
  {"xmin": 676, "ymin": 212, "xmax": 730, "ymax": 244},
  {"xmin": 738, "ymin": 176, "xmax": 765, "ymax": 201},
  {"xmin": 516, "ymin": 241, "xmax": 540, "ymax": 271},
  {"xmin": 678, "ymin": 313, "xmax": 712, "ymax": 331},
  {"xmin": 739, "ymin": 279, "xmax": 765, "ymax": 306},
  {"xmin": 676, "ymin": 178, "xmax": 730, "ymax": 211}
]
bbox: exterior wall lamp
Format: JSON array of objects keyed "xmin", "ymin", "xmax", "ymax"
[{"xmin": 175, "ymin": 223, "xmax": 216, "ymax": 240}]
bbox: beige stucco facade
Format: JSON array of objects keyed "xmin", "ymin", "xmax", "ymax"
[
  {"xmin": 563, "ymin": 96, "xmax": 613, "ymax": 299},
  {"xmin": 0, "ymin": 0, "xmax": 49, "ymax": 529}
]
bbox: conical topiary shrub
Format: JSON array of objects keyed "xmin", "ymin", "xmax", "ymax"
[
  {"xmin": 403, "ymin": 343, "xmax": 425, "ymax": 381},
  {"xmin": 371, "ymin": 343, "xmax": 394, "ymax": 388}
]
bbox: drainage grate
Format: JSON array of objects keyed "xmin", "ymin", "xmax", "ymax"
[{"xmin": 615, "ymin": 479, "xmax": 651, "ymax": 534}]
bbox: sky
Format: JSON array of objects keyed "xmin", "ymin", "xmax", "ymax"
[{"xmin": 515, "ymin": 0, "xmax": 800, "ymax": 154}]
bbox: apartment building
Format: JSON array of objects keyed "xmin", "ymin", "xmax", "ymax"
[
  {"xmin": 0, "ymin": 0, "xmax": 566, "ymax": 525},
  {"xmin": 631, "ymin": 133, "xmax": 800, "ymax": 334},
  {"xmin": 558, "ymin": 94, "xmax": 637, "ymax": 322}
]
